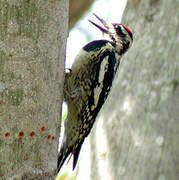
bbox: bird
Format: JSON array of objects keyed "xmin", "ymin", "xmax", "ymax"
[{"xmin": 57, "ymin": 13, "xmax": 133, "ymax": 172}]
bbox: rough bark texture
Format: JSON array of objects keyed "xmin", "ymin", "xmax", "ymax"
[
  {"xmin": 69, "ymin": 0, "xmax": 95, "ymax": 30},
  {"xmin": 77, "ymin": 0, "xmax": 179, "ymax": 180},
  {"xmin": 0, "ymin": 0, "xmax": 68, "ymax": 179}
]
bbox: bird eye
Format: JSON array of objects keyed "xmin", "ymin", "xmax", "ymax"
[
  {"xmin": 113, "ymin": 24, "xmax": 123, "ymax": 35},
  {"xmin": 114, "ymin": 24, "xmax": 121, "ymax": 30}
]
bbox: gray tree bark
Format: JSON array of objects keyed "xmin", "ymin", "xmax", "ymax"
[
  {"xmin": 77, "ymin": 0, "xmax": 179, "ymax": 180},
  {"xmin": 0, "ymin": 0, "xmax": 68, "ymax": 179}
]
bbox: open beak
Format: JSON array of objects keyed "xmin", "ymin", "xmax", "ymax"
[{"xmin": 88, "ymin": 13, "xmax": 111, "ymax": 35}]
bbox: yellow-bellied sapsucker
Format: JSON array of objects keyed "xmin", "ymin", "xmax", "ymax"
[{"xmin": 57, "ymin": 13, "xmax": 133, "ymax": 172}]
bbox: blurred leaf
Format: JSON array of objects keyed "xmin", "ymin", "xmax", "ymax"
[
  {"xmin": 56, "ymin": 172, "xmax": 68, "ymax": 180},
  {"xmin": 62, "ymin": 110, "xmax": 68, "ymax": 123},
  {"xmin": 56, "ymin": 171, "xmax": 76, "ymax": 180}
]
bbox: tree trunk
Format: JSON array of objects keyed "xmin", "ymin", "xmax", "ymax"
[
  {"xmin": 0, "ymin": 0, "xmax": 68, "ymax": 179},
  {"xmin": 69, "ymin": 0, "xmax": 95, "ymax": 30},
  {"xmin": 77, "ymin": 0, "xmax": 179, "ymax": 180}
]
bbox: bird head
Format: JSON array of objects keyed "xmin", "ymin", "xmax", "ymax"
[{"xmin": 89, "ymin": 13, "xmax": 133, "ymax": 55}]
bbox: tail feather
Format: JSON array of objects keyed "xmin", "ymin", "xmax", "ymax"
[
  {"xmin": 57, "ymin": 142, "xmax": 84, "ymax": 172},
  {"xmin": 57, "ymin": 145, "xmax": 71, "ymax": 172},
  {"xmin": 72, "ymin": 143, "xmax": 82, "ymax": 170}
]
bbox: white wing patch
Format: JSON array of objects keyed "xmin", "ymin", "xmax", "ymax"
[{"xmin": 91, "ymin": 56, "xmax": 109, "ymax": 111}]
